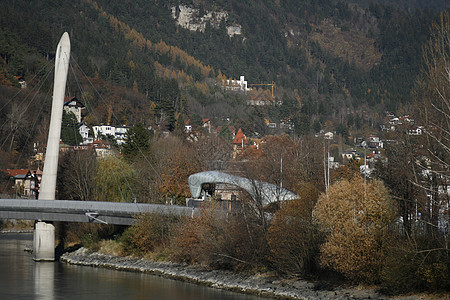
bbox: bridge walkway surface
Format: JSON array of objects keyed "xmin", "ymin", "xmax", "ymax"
[{"xmin": 0, "ymin": 199, "xmax": 197, "ymax": 226}]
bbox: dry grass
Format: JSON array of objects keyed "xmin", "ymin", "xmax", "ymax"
[{"xmin": 98, "ymin": 239, "xmax": 122, "ymax": 256}]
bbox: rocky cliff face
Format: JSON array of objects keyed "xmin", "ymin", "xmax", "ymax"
[{"xmin": 171, "ymin": 5, "xmax": 242, "ymax": 37}]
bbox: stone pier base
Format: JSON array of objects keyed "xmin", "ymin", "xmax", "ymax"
[{"xmin": 33, "ymin": 221, "xmax": 55, "ymax": 261}]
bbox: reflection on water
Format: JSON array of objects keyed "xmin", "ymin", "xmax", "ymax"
[
  {"xmin": 35, "ymin": 261, "xmax": 55, "ymax": 300},
  {"xmin": 0, "ymin": 234, "xmax": 269, "ymax": 300}
]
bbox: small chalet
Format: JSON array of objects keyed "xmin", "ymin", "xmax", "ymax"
[
  {"xmin": 324, "ymin": 131, "xmax": 334, "ymax": 140},
  {"xmin": 408, "ymin": 126, "xmax": 424, "ymax": 136},
  {"xmin": 185, "ymin": 118, "xmax": 212, "ymax": 134},
  {"xmin": 92, "ymin": 125, "xmax": 128, "ymax": 145},
  {"xmin": 223, "ymin": 76, "xmax": 250, "ymax": 92},
  {"xmin": 184, "ymin": 120, "xmax": 193, "ymax": 133},
  {"xmin": 247, "ymin": 98, "xmax": 275, "ymax": 106},
  {"xmin": 64, "ymin": 97, "xmax": 85, "ymax": 123}
]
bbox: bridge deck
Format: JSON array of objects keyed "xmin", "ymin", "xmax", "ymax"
[{"xmin": 0, "ymin": 199, "xmax": 197, "ymax": 225}]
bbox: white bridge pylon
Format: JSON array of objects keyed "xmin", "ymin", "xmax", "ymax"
[
  {"xmin": 34, "ymin": 32, "xmax": 70, "ymax": 261},
  {"xmin": 39, "ymin": 32, "xmax": 70, "ymax": 201}
]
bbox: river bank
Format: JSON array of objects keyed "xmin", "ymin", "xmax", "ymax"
[{"xmin": 61, "ymin": 248, "xmax": 423, "ymax": 300}]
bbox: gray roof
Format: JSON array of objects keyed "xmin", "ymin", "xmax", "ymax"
[{"xmin": 188, "ymin": 171, "xmax": 299, "ymax": 206}]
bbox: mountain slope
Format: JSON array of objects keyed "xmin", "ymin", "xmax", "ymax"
[{"xmin": 0, "ymin": 0, "xmax": 444, "ymax": 136}]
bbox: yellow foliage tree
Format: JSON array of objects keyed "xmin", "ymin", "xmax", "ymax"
[{"xmin": 313, "ymin": 176, "xmax": 395, "ymax": 283}]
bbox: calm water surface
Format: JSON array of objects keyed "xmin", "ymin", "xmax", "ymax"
[{"xmin": 0, "ymin": 233, "xmax": 271, "ymax": 300}]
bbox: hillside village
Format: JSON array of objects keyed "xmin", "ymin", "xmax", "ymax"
[{"xmin": 1, "ymin": 83, "xmax": 429, "ymax": 202}]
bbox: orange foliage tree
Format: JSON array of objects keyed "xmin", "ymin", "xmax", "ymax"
[{"xmin": 158, "ymin": 140, "xmax": 201, "ymax": 204}]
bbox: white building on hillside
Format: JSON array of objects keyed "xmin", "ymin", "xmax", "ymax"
[
  {"xmin": 63, "ymin": 97, "xmax": 85, "ymax": 123},
  {"xmin": 79, "ymin": 124, "xmax": 93, "ymax": 145},
  {"xmin": 224, "ymin": 76, "xmax": 250, "ymax": 92},
  {"xmin": 93, "ymin": 125, "xmax": 129, "ymax": 145}
]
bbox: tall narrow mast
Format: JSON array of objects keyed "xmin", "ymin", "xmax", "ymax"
[{"xmin": 39, "ymin": 32, "xmax": 70, "ymax": 200}]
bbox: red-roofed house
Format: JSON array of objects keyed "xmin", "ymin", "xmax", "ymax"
[
  {"xmin": 232, "ymin": 128, "xmax": 248, "ymax": 159},
  {"xmin": 1, "ymin": 169, "xmax": 39, "ymax": 198},
  {"xmin": 202, "ymin": 118, "xmax": 211, "ymax": 133}
]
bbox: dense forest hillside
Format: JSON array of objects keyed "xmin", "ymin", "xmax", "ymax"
[
  {"xmin": 0, "ymin": 0, "xmax": 446, "ymax": 143},
  {"xmin": 348, "ymin": 0, "xmax": 449, "ymax": 12}
]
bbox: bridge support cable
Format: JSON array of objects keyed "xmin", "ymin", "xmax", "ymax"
[
  {"xmin": 69, "ymin": 56, "xmax": 141, "ymax": 204},
  {"xmin": 85, "ymin": 212, "xmax": 108, "ymax": 224}
]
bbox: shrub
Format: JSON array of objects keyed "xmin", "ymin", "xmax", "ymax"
[
  {"xmin": 169, "ymin": 215, "xmax": 203, "ymax": 263},
  {"xmin": 118, "ymin": 226, "xmax": 140, "ymax": 255},
  {"xmin": 267, "ymin": 184, "xmax": 323, "ymax": 276},
  {"xmin": 81, "ymin": 231, "xmax": 101, "ymax": 251},
  {"xmin": 127, "ymin": 212, "xmax": 178, "ymax": 253},
  {"xmin": 170, "ymin": 202, "xmax": 269, "ymax": 271},
  {"xmin": 381, "ymin": 234, "xmax": 450, "ymax": 294},
  {"xmin": 63, "ymin": 223, "xmax": 119, "ymax": 251}
]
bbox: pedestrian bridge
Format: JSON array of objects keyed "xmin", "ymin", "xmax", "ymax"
[{"xmin": 0, "ymin": 199, "xmax": 197, "ymax": 226}]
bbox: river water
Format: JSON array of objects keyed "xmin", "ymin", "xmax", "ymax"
[{"xmin": 0, "ymin": 233, "xmax": 270, "ymax": 300}]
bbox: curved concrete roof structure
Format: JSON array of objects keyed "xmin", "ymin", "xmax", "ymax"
[{"xmin": 188, "ymin": 171, "xmax": 300, "ymax": 206}]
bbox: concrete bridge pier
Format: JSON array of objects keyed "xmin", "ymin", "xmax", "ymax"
[{"xmin": 33, "ymin": 221, "xmax": 55, "ymax": 261}]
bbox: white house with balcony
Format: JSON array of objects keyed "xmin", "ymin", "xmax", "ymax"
[{"xmin": 92, "ymin": 125, "xmax": 129, "ymax": 145}]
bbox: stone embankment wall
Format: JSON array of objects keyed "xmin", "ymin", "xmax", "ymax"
[{"xmin": 61, "ymin": 248, "xmax": 419, "ymax": 300}]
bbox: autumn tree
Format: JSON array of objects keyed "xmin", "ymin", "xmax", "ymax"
[
  {"xmin": 242, "ymin": 135, "xmax": 325, "ymax": 195},
  {"xmin": 313, "ymin": 176, "xmax": 395, "ymax": 283},
  {"xmin": 1, "ymin": 102, "xmax": 32, "ymax": 154},
  {"xmin": 375, "ymin": 134, "xmax": 423, "ymax": 235},
  {"xmin": 157, "ymin": 137, "xmax": 201, "ymax": 204},
  {"xmin": 124, "ymin": 211, "xmax": 179, "ymax": 254},
  {"xmin": 192, "ymin": 135, "xmax": 232, "ymax": 171},
  {"xmin": 330, "ymin": 159, "xmax": 360, "ymax": 183},
  {"xmin": 377, "ymin": 13, "xmax": 450, "ymax": 293}
]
